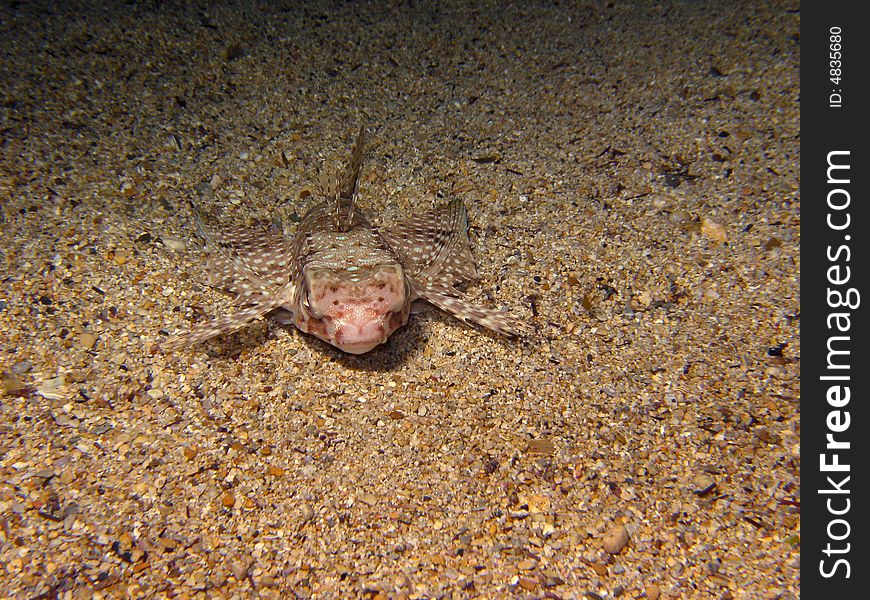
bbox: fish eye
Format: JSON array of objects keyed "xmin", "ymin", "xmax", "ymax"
[
  {"xmin": 303, "ymin": 288, "xmax": 327, "ymax": 319},
  {"xmin": 299, "ymin": 287, "xmax": 313, "ymax": 312}
]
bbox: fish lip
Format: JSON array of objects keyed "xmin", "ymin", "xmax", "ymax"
[
  {"xmin": 332, "ymin": 320, "xmax": 387, "ymax": 353},
  {"xmin": 334, "ymin": 339, "xmax": 382, "ymax": 354}
]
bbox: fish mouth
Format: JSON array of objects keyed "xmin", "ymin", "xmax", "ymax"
[
  {"xmin": 330, "ymin": 316, "xmax": 392, "ymax": 354},
  {"xmin": 333, "ymin": 339, "xmax": 382, "ymax": 354}
]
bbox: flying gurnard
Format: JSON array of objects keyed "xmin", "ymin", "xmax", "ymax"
[{"xmin": 165, "ymin": 128, "xmax": 525, "ymax": 354}]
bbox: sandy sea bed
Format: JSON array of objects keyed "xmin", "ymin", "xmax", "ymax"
[{"xmin": 1, "ymin": 1, "xmax": 799, "ymax": 598}]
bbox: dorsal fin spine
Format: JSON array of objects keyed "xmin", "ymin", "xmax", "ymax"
[{"xmin": 340, "ymin": 127, "xmax": 367, "ymax": 232}]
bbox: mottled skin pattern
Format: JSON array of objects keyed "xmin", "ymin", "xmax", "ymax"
[{"xmin": 165, "ymin": 129, "xmax": 525, "ymax": 353}]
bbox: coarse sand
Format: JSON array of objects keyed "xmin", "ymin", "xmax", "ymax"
[{"xmin": 1, "ymin": 1, "xmax": 800, "ymax": 598}]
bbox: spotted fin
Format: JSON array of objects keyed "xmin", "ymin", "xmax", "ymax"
[
  {"xmin": 413, "ymin": 280, "xmax": 528, "ymax": 337},
  {"xmin": 382, "ymin": 199, "xmax": 525, "ymax": 336},
  {"xmin": 319, "ymin": 127, "xmax": 368, "ymax": 232},
  {"xmin": 163, "ymin": 284, "xmax": 295, "ymax": 349},
  {"xmin": 380, "ymin": 198, "xmax": 478, "ymax": 286},
  {"xmin": 194, "ymin": 209, "xmax": 291, "ymax": 302},
  {"xmin": 340, "ymin": 126, "xmax": 367, "ymax": 200}
]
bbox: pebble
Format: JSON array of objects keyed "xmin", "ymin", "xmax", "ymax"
[
  {"xmin": 764, "ymin": 236, "xmax": 782, "ymax": 250},
  {"xmin": 79, "ymin": 332, "xmax": 98, "ymax": 350},
  {"xmin": 42, "ymin": 375, "xmax": 65, "ymax": 389},
  {"xmin": 518, "ymin": 576, "xmax": 538, "ymax": 591},
  {"xmin": 692, "ymin": 474, "xmax": 717, "ymax": 495},
  {"xmin": 358, "ymin": 493, "xmax": 378, "ymax": 506},
  {"xmin": 2, "ymin": 372, "xmax": 26, "ymax": 396},
  {"xmin": 160, "ymin": 235, "xmax": 187, "ymax": 252},
  {"xmin": 754, "ymin": 427, "xmax": 780, "ymax": 445},
  {"xmin": 701, "ymin": 217, "xmax": 728, "ymax": 243},
  {"xmin": 112, "ymin": 249, "xmax": 130, "ymax": 265},
  {"xmin": 527, "ymin": 438, "xmax": 556, "ymax": 455},
  {"xmin": 517, "ymin": 559, "xmax": 537, "ymax": 570},
  {"xmin": 603, "ymin": 524, "xmax": 630, "ymax": 554},
  {"xmin": 233, "ymin": 558, "xmax": 253, "ymax": 581},
  {"xmin": 11, "ymin": 360, "xmax": 32, "ymax": 375},
  {"xmin": 300, "ymin": 504, "xmax": 315, "ymax": 523}
]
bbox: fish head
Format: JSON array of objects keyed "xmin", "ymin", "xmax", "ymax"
[{"xmin": 295, "ymin": 263, "xmax": 411, "ymax": 354}]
